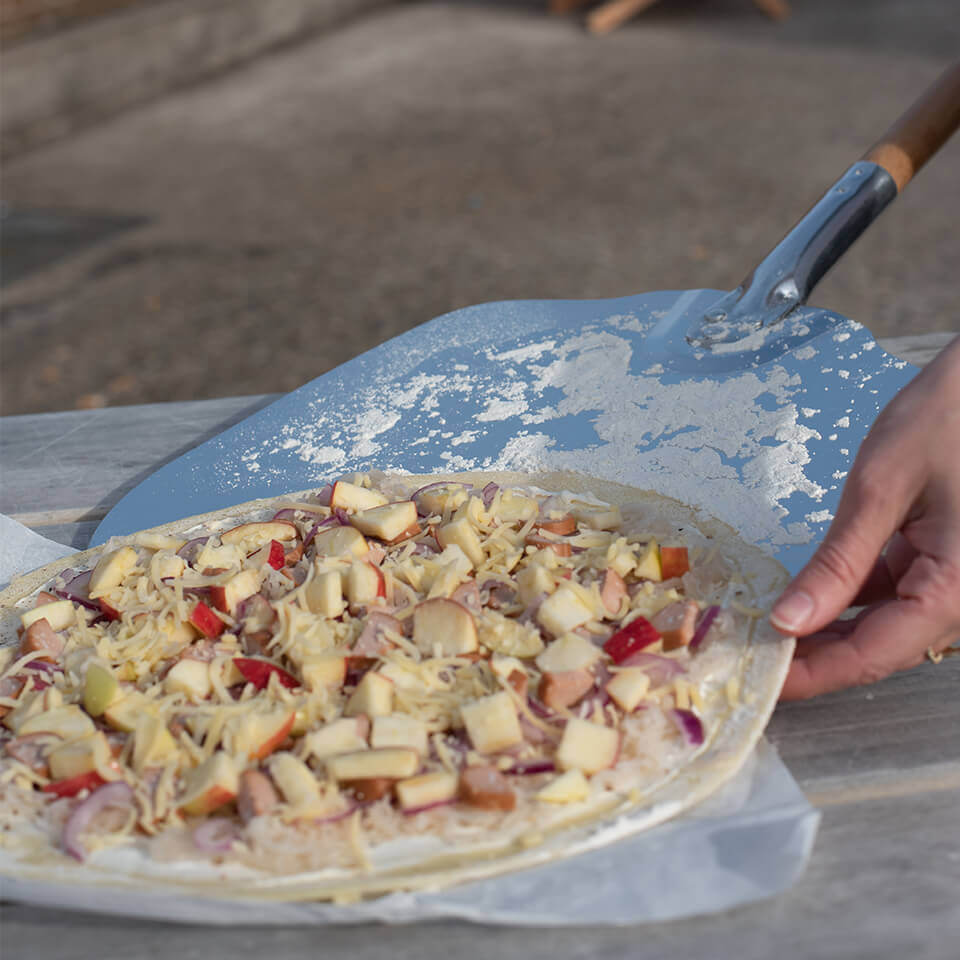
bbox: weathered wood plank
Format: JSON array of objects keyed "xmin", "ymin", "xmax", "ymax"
[{"xmin": 0, "ymin": 789, "xmax": 956, "ymax": 959}]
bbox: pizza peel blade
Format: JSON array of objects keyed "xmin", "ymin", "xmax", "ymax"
[{"xmin": 92, "ymin": 64, "xmax": 960, "ymax": 576}]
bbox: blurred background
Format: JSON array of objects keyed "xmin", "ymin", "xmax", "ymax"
[{"xmin": 1, "ymin": 0, "xmax": 958, "ymax": 416}]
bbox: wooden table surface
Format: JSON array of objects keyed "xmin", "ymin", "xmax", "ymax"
[{"xmin": 1, "ymin": 332, "xmax": 958, "ymax": 960}]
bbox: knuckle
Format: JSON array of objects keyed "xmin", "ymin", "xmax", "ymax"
[{"xmin": 812, "ymin": 537, "xmax": 867, "ymax": 591}]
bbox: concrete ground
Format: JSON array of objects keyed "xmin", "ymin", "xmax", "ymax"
[{"xmin": 2, "ymin": 0, "xmax": 958, "ymax": 415}]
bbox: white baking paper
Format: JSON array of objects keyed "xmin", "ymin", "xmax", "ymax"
[{"xmin": 0, "ymin": 518, "xmax": 820, "ymax": 926}]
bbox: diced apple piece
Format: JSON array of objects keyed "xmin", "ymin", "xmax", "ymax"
[
  {"xmin": 247, "ymin": 539, "xmax": 287, "ymax": 571},
  {"xmin": 19, "ymin": 705, "xmax": 95, "ymax": 740},
  {"xmin": 20, "ymin": 599, "xmax": 75, "ymax": 632},
  {"xmin": 164, "ymin": 659, "xmax": 212, "ymax": 701},
  {"xmin": 460, "ymin": 691, "xmax": 522, "ymax": 754},
  {"xmin": 605, "ymin": 668, "xmax": 651, "ymax": 712},
  {"xmin": 344, "ymin": 671, "xmax": 393, "ymax": 718},
  {"xmin": 633, "ymin": 541, "xmax": 662, "ymax": 582},
  {"xmin": 189, "ymin": 601, "xmax": 224, "ymax": 639},
  {"xmin": 436, "ymin": 517, "xmax": 484, "ymax": 569},
  {"xmin": 301, "ymin": 655, "xmax": 347, "ymax": 690},
  {"xmin": 220, "ymin": 520, "xmax": 298, "ymax": 551},
  {"xmin": 395, "ymin": 771, "xmax": 458, "ymax": 811},
  {"xmin": 346, "ymin": 561, "xmax": 385, "ymax": 605},
  {"xmin": 326, "ymin": 747, "xmax": 419, "ymax": 781},
  {"xmin": 350, "ymin": 501, "xmax": 418, "ymax": 542},
  {"xmin": 555, "ymin": 718, "xmax": 619, "ymax": 775},
  {"xmin": 103, "ymin": 692, "xmax": 154, "ymax": 733},
  {"xmin": 536, "ymin": 585, "xmax": 593, "ymax": 636},
  {"xmin": 303, "ymin": 718, "xmax": 369, "ymax": 761},
  {"xmin": 515, "ymin": 564, "xmax": 557, "ymax": 605},
  {"xmin": 267, "ymin": 752, "xmax": 325, "ymax": 810},
  {"xmin": 312, "ymin": 525, "xmax": 369, "ymax": 560},
  {"xmin": 305, "ymin": 569, "xmax": 345, "ymax": 618},
  {"xmin": 154, "ymin": 553, "xmax": 186, "ymax": 579},
  {"xmin": 209, "ymin": 568, "xmax": 261, "ymax": 614},
  {"xmin": 535, "ymin": 633, "xmax": 601, "ymax": 673},
  {"xmin": 229, "ymin": 708, "xmax": 295, "ymax": 760},
  {"xmin": 179, "ymin": 752, "xmax": 238, "ymax": 815},
  {"xmin": 195, "ymin": 541, "xmax": 245, "ymax": 571},
  {"xmin": 48, "ymin": 732, "xmax": 111, "ymax": 781},
  {"xmin": 458, "ymin": 765, "xmax": 517, "ymax": 811},
  {"xmin": 496, "ymin": 490, "xmax": 538, "ymax": 523},
  {"xmin": 370, "ymin": 715, "xmax": 428, "ymax": 755},
  {"xmin": 134, "ymin": 532, "xmax": 186, "ymax": 551},
  {"xmin": 659, "ymin": 546, "xmax": 690, "ymax": 580},
  {"xmin": 83, "ymin": 662, "xmax": 121, "ymax": 717},
  {"xmin": 538, "ymin": 669, "xmax": 594, "ymax": 710},
  {"xmin": 412, "ymin": 597, "xmax": 478, "ymax": 657},
  {"xmin": 415, "ymin": 484, "xmax": 469, "ymax": 517},
  {"xmin": 3, "ymin": 687, "xmax": 61, "ymax": 733},
  {"xmin": 330, "ymin": 480, "xmax": 388, "ymax": 512},
  {"xmin": 132, "ymin": 714, "xmax": 179, "ymax": 773},
  {"xmin": 537, "ymin": 769, "xmax": 590, "ymax": 804},
  {"xmin": 88, "ymin": 546, "xmax": 139, "ymax": 599},
  {"xmin": 569, "ymin": 501, "xmax": 622, "ymax": 531}
]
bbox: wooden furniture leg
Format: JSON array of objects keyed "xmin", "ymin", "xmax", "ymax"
[
  {"xmin": 586, "ymin": 0, "xmax": 661, "ymax": 35},
  {"xmin": 752, "ymin": 0, "xmax": 791, "ymax": 19}
]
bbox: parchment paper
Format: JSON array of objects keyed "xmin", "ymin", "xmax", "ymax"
[{"xmin": 0, "ymin": 516, "xmax": 820, "ymax": 926}]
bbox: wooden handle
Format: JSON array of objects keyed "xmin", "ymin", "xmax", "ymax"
[{"xmin": 863, "ymin": 61, "xmax": 960, "ymax": 192}]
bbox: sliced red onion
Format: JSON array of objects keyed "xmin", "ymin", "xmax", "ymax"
[
  {"xmin": 450, "ymin": 580, "xmax": 481, "ymax": 613},
  {"xmin": 353, "ymin": 611, "xmax": 403, "ymax": 656},
  {"xmin": 24, "ymin": 660, "xmax": 59, "ymax": 675},
  {"xmin": 54, "ymin": 570, "xmax": 100, "ymax": 612},
  {"xmin": 411, "ymin": 541, "xmax": 438, "ymax": 557},
  {"xmin": 271, "ymin": 509, "xmax": 299, "ymax": 522},
  {"xmin": 505, "ymin": 759, "xmax": 555, "ymax": 776},
  {"xmin": 62, "ymin": 781, "xmax": 135, "ymax": 861},
  {"xmin": 689, "ymin": 605, "xmax": 721, "ymax": 652},
  {"xmin": 410, "ymin": 481, "xmax": 472, "ymax": 516},
  {"xmin": 481, "ymin": 482, "xmax": 499, "ymax": 508},
  {"xmin": 518, "ymin": 592, "xmax": 547, "ymax": 624},
  {"xmin": 619, "ymin": 651, "xmax": 686, "ymax": 687},
  {"xmin": 313, "ymin": 803, "xmax": 357, "ymax": 825},
  {"xmin": 570, "ymin": 546, "xmax": 588, "ymax": 554},
  {"xmin": 526, "ymin": 695, "xmax": 555, "ymax": 720},
  {"xmin": 192, "ymin": 817, "xmax": 240, "ymax": 853},
  {"xmin": 313, "ymin": 484, "xmax": 333, "ymax": 507},
  {"xmin": 537, "ymin": 494, "xmax": 566, "ymax": 518},
  {"xmin": 333, "ymin": 507, "xmax": 350, "ymax": 526},
  {"xmin": 402, "ymin": 797, "xmax": 457, "ymax": 817},
  {"xmin": 177, "ymin": 537, "xmax": 209, "ymax": 563},
  {"xmin": 673, "ymin": 709, "xmax": 705, "ymax": 746}
]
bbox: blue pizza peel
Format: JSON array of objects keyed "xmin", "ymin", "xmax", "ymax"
[{"xmin": 93, "ymin": 65, "xmax": 960, "ymax": 578}]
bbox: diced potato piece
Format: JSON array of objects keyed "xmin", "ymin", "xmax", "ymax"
[
  {"xmin": 344, "ymin": 672, "xmax": 393, "ymax": 718},
  {"xmin": 536, "ymin": 585, "xmax": 593, "ymax": 636},
  {"xmin": 370, "ymin": 715, "xmax": 428, "ymax": 755},
  {"xmin": 633, "ymin": 541, "xmax": 662, "ymax": 582},
  {"xmin": 179, "ymin": 752, "xmax": 238, "ymax": 815},
  {"xmin": 19, "ymin": 705, "xmax": 95, "ymax": 740},
  {"xmin": 83, "ymin": 662, "xmax": 121, "ymax": 717},
  {"xmin": 164, "ymin": 659, "xmax": 212, "ymax": 701},
  {"xmin": 460, "ymin": 692, "xmax": 522, "ymax": 754},
  {"xmin": 413, "ymin": 598, "xmax": 478, "ymax": 656},
  {"xmin": 350, "ymin": 501, "xmax": 418, "ymax": 542},
  {"xmin": 3, "ymin": 687, "xmax": 62, "ymax": 733},
  {"xmin": 555, "ymin": 718, "xmax": 619, "ymax": 775},
  {"xmin": 301, "ymin": 655, "xmax": 347, "ymax": 691},
  {"xmin": 326, "ymin": 748, "xmax": 419, "ymax": 781},
  {"xmin": 437, "ymin": 517, "xmax": 484, "ymax": 568},
  {"xmin": 535, "ymin": 633, "xmax": 601, "ymax": 673},
  {"xmin": 537, "ymin": 769, "xmax": 591, "ymax": 804},
  {"xmin": 20, "ymin": 599, "xmax": 75, "ymax": 632},
  {"xmin": 395, "ymin": 771, "xmax": 458, "ymax": 811},
  {"xmin": 48, "ymin": 732, "xmax": 111, "ymax": 780},
  {"xmin": 305, "ymin": 569, "xmax": 345, "ymax": 618},
  {"xmin": 88, "ymin": 546, "xmax": 139, "ymax": 599},
  {"xmin": 330, "ymin": 481, "xmax": 388, "ymax": 512},
  {"xmin": 303, "ymin": 718, "xmax": 369, "ymax": 760}
]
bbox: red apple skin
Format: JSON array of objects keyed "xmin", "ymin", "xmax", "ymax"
[
  {"xmin": 42, "ymin": 770, "xmax": 106, "ymax": 798},
  {"xmin": 383, "ymin": 522, "xmax": 422, "ymax": 546},
  {"xmin": 209, "ymin": 586, "xmax": 228, "ymax": 613},
  {"xmin": 233, "ymin": 658, "xmax": 300, "ymax": 690},
  {"xmin": 267, "ymin": 540, "xmax": 286, "ymax": 570},
  {"xmin": 603, "ymin": 617, "xmax": 661, "ymax": 663},
  {"xmin": 98, "ymin": 599, "xmax": 121, "ymax": 621},
  {"xmin": 190, "ymin": 601, "xmax": 225, "ymax": 639},
  {"xmin": 249, "ymin": 712, "xmax": 295, "ymax": 761},
  {"xmin": 659, "ymin": 547, "xmax": 690, "ymax": 580}
]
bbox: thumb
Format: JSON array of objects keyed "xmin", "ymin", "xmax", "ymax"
[{"xmin": 771, "ymin": 473, "xmax": 904, "ymax": 636}]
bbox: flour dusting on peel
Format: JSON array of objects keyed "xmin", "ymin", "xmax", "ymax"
[{"xmin": 239, "ymin": 312, "xmax": 839, "ymax": 553}]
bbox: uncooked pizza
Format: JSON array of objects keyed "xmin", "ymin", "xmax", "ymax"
[{"xmin": 0, "ymin": 471, "xmax": 793, "ymax": 900}]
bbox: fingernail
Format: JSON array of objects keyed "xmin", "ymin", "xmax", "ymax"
[{"xmin": 771, "ymin": 590, "xmax": 814, "ymax": 632}]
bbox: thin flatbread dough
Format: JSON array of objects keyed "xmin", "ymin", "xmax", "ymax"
[{"xmin": 0, "ymin": 471, "xmax": 794, "ymax": 902}]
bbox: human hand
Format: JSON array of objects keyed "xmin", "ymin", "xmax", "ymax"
[{"xmin": 771, "ymin": 335, "xmax": 960, "ymax": 700}]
